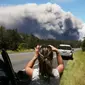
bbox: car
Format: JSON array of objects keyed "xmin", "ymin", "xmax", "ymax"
[
  {"xmin": 58, "ymin": 44, "xmax": 73, "ymax": 59},
  {"xmin": 0, "ymin": 49, "xmax": 31, "ymax": 85}
]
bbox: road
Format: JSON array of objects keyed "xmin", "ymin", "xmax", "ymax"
[
  {"xmin": 6, "ymin": 52, "xmax": 68, "ymax": 72},
  {"xmin": 0, "ymin": 52, "xmax": 68, "ymax": 72},
  {"xmin": 1, "ymin": 47, "xmax": 80, "ymax": 72}
]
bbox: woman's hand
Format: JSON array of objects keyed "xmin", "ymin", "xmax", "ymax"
[
  {"xmin": 34, "ymin": 45, "xmax": 40, "ymax": 59},
  {"xmin": 49, "ymin": 45, "xmax": 58, "ymax": 52}
]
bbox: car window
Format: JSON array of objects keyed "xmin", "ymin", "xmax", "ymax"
[{"xmin": 58, "ymin": 46, "xmax": 71, "ymax": 50}]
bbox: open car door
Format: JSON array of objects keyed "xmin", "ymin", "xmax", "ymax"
[{"xmin": 1, "ymin": 49, "xmax": 31, "ymax": 85}]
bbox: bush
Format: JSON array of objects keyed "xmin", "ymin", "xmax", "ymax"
[{"xmin": 18, "ymin": 43, "xmax": 28, "ymax": 50}]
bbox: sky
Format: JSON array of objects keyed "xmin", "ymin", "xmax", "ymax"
[
  {"xmin": 0, "ymin": 0, "xmax": 85, "ymax": 40},
  {"xmin": 0, "ymin": 0, "xmax": 85, "ymax": 22}
]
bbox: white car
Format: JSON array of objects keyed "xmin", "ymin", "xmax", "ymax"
[{"xmin": 58, "ymin": 44, "xmax": 73, "ymax": 58}]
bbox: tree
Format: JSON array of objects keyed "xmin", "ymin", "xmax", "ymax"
[
  {"xmin": 6, "ymin": 29, "xmax": 22, "ymax": 50},
  {"xmin": 0, "ymin": 26, "xmax": 8, "ymax": 49}
]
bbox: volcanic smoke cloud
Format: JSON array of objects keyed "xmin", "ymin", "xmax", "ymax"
[{"xmin": 0, "ymin": 3, "xmax": 85, "ymax": 40}]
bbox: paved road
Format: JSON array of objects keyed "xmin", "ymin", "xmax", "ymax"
[
  {"xmin": 2, "ymin": 47, "xmax": 80, "ymax": 72},
  {"xmin": 0, "ymin": 52, "xmax": 67, "ymax": 72}
]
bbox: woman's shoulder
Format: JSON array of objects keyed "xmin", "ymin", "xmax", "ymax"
[
  {"xmin": 30, "ymin": 68, "xmax": 60, "ymax": 85},
  {"xmin": 32, "ymin": 68, "xmax": 60, "ymax": 79}
]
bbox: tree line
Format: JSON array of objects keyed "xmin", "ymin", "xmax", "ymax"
[
  {"xmin": 0, "ymin": 26, "xmax": 83, "ymax": 51},
  {"xmin": 82, "ymin": 37, "xmax": 85, "ymax": 51}
]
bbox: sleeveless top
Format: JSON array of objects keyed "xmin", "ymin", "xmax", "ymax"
[{"xmin": 29, "ymin": 68, "xmax": 60, "ymax": 85}]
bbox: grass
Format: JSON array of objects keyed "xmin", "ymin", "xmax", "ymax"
[
  {"xmin": 60, "ymin": 50, "xmax": 85, "ymax": 85},
  {"xmin": 0, "ymin": 49, "xmax": 34, "ymax": 54},
  {"xmin": 8, "ymin": 49, "xmax": 34, "ymax": 53}
]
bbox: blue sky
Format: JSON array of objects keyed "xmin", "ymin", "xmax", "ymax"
[{"xmin": 0, "ymin": 0, "xmax": 85, "ymax": 22}]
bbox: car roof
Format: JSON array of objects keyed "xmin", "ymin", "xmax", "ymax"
[{"xmin": 59, "ymin": 44, "xmax": 71, "ymax": 47}]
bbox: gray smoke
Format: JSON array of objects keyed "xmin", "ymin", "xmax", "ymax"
[{"xmin": 0, "ymin": 3, "xmax": 84, "ymax": 40}]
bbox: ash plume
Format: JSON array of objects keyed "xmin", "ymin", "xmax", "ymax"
[{"xmin": 0, "ymin": 3, "xmax": 84, "ymax": 40}]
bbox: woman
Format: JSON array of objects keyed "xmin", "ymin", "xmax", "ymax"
[{"xmin": 25, "ymin": 45, "xmax": 64, "ymax": 85}]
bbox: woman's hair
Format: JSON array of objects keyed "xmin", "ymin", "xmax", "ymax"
[{"xmin": 38, "ymin": 45, "xmax": 54, "ymax": 79}]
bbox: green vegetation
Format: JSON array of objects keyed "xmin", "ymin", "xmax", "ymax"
[
  {"xmin": 60, "ymin": 50, "xmax": 85, "ymax": 85},
  {"xmin": 0, "ymin": 26, "xmax": 82, "ymax": 51},
  {"xmin": 81, "ymin": 37, "xmax": 85, "ymax": 51}
]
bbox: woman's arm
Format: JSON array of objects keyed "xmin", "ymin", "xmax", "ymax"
[
  {"xmin": 25, "ymin": 45, "xmax": 40, "ymax": 78},
  {"xmin": 49, "ymin": 45, "xmax": 64, "ymax": 73},
  {"xmin": 55, "ymin": 49, "xmax": 64, "ymax": 73},
  {"xmin": 25, "ymin": 55, "xmax": 38, "ymax": 68},
  {"xmin": 25, "ymin": 56, "xmax": 37, "ymax": 78}
]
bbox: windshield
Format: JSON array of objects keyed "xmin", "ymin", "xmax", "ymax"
[{"xmin": 58, "ymin": 46, "xmax": 71, "ymax": 50}]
